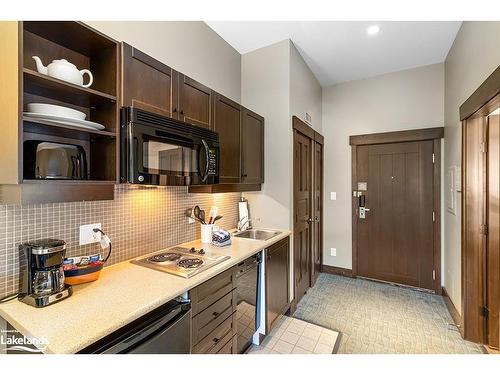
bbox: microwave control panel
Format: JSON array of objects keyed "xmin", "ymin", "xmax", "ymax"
[{"xmin": 208, "ymin": 148, "xmax": 217, "ymax": 176}]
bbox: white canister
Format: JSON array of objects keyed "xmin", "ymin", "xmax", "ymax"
[{"xmin": 201, "ymin": 224, "xmax": 214, "ymax": 244}]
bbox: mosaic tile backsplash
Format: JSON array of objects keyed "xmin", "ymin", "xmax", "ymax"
[{"xmin": 0, "ymin": 185, "xmax": 241, "ymax": 299}]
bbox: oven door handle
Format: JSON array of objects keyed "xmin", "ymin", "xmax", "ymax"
[
  {"xmin": 200, "ymin": 139, "xmax": 210, "ymax": 182},
  {"xmin": 101, "ymin": 304, "xmax": 188, "ymax": 353}
]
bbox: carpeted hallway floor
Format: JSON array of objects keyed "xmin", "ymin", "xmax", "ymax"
[{"xmin": 293, "ymin": 273, "xmax": 485, "ymax": 354}]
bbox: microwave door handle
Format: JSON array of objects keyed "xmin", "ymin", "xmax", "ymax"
[
  {"xmin": 70, "ymin": 156, "xmax": 77, "ymax": 179},
  {"xmin": 201, "ymin": 139, "xmax": 210, "ymax": 182}
]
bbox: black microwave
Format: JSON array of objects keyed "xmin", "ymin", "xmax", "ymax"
[{"xmin": 120, "ymin": 107, "xmax": 219, "ymax": 186}]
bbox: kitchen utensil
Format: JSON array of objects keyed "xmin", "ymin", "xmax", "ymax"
[
  {"xmin": 24, "ymin": 112, "xmax": 105, "ymax": 130},
  {"xmin": 193, "ymin": 205, "xmax": 205, "ymax": 224},
  {"xmin": 200, "ymin": 210, "xmax": 206, "ymax": 224},
  {"xmin": 208, "ymin": 206, "xmax": 218, "ymax": 224},
  {"xmin": 212, "ymin": 215, "xmax": 223, "ymax": 224},
  {"xmin": 32, "ymin": 56, "xmax": 93, "ymax": 88},
  {"xmin": 27, "ymin": 103, "xmax": 86, "ymax": 120}
]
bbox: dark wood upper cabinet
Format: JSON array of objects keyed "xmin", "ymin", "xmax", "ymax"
[
  {"xmin": 177, "ymin": 74, "xmax": 213, "ymax": 129},
  {"xmin": 266, "ymin": 237, "xmax": 290, "ymax": 333},
  {"xmin": 121, "ymin": 42, "xmax": 264, "ymax": 194},
  {"xmin": 241, "ymin": 108, "xmax": 264, "ymax": 184},
  {"xmin": 0, "ymin": 22, "xmax": 118, "ymax": 204},
  {"xmin": 212, "ymin": 93, "xmax": 241, "ymax": 183},
  {"xmin": 121, "ymin": 43, "xmax": 178, "ymax": 118}
]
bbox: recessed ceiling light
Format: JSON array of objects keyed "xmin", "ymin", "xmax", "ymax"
[{"xmin": 367, "ymin": 25, "xmax": 380, "ymax": 36}]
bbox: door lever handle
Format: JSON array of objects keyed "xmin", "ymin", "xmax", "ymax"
[{"xmin": 363, "ymin": 208, "xmax": 370, "ymax": 212}]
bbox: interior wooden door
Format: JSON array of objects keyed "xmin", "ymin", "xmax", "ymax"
[
  {"xmin": 487, "ymin": 103, "xmax": 499, "ymax": 349},
  {"xmin": 311, "ymin": 140, "xmax": 323, "ymax": 286},
  {"xmin": 463, "ymin": 114, "xmax": 487, "ymax": 343},
  {"xmin": 356, "ymin": 141, "xmax": 435, "ymax": 290},
  {"xmin": 293, "ymin": 129, "xmax": 313, "ymax": 303},
  {"xmin": 177, "ymin": 74, "xmax": 213, "ymax": 129}
]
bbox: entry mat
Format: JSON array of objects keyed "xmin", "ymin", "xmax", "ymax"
[{"xmin": 247, "ymin": 316, "xmax": 341, "ymax": 354}]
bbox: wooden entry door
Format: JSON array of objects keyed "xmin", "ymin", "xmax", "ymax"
[
  {"xmin": 355, "ymin": 140, "xmax": 436, "ymax": 290},
  {"xmin": 293, "ymin": 129, "xmax": 313, "ymax": 302}
]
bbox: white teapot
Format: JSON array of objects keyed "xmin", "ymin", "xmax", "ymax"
[{"xmin": 32, "ymin": 56, "xmax": 93, "ymax": 88}]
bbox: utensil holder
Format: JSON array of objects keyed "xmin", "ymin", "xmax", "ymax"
[{"xmin": 201, "ymin": 224, "xmax": 214, "ymax": 244}]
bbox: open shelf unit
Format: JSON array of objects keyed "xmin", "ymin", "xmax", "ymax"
[{"xmin": 16, "ymin": 21, "xmax": 120, "ymax": 202}]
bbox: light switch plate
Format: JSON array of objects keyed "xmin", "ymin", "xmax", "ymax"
[
  {"xmin": 330, "ymin": 192, "xmax": 337, "ymax": 201},
  {"xmin": 330, "ymin": 248, "xmax": 337, "ymax": 257},
  {"xmin": 79, "ymin": 223, "xmax": 101, "ymax": 245}
]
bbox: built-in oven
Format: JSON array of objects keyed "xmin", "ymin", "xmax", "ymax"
[
  {"xmin": 79, "ymin": 299, "xmax": 191, "ymax": 354},
  {"xmin": 120, "ymin": 107, "xmax": 219, "ymax": 186}
]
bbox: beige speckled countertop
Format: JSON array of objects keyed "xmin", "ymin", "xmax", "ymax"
[{"xmin": 0, "ymin": 229, "xmax": 291, "ymax": 354}]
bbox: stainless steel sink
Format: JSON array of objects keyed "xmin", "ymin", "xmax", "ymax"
[{"xmin": 233, "ymin": 229, "xmax": 281, "ymax": 241}]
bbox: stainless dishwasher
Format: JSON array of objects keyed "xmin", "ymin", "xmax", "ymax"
[
  {"xmin": 235, "ymin": 253, "xmax": 262, "ymax": 354},
  {"xmin": 80, "ymin": 299, "xmax": 191, "ymax": 354}
]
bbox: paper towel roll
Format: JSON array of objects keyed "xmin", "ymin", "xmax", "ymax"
[{"xmin": 238, "ymin": 200, "xmax": 249, "ymax": 230}]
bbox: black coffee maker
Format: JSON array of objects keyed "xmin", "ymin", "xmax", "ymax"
[{"xmin": 19, "ymin": 239, "xmax": 72, "ymax": 307}]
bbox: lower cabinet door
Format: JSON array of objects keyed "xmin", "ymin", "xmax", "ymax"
[{"xmin": 266, "ymin": 237, "xmax": 290, "ymax": 333}]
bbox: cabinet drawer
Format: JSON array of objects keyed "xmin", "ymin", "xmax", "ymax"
[
  {"xmin": 192, "ymin": 290, "xmax": 236, "ymax": 344},
  {"xmin": 217, "ymin": 334, "xmax": 237, "ymax": 354},
  {"xmin": 189, "ymin": 266, "xmax": 236, "ymax": 315},
  {"xmin": 192, "ymin": 313, "xmax": 236, "ymax": 354}
]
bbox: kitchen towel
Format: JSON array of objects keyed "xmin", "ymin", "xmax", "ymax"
[
  {"xmin": 212, "ymin": 229, "xmax": 231, "ymax": 247},
  {"xmin": 238, "ymin": 200, "xmax": 250, "ymax": 230}
]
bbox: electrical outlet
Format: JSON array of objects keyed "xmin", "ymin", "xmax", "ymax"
[
  {"xmin": 330, "ymin": 248, "xmax": 337, "ymax": 257},
  {"xmin": 79, "ymin": 223, "xmax": 101, "ymax": 245},
  {"xmin": 330, "ymin": 192, "xmax": 337, "ymax": 201},
  {"xmin": 188, "ymin": 217, "xmax": 195, "ymax": 224}
]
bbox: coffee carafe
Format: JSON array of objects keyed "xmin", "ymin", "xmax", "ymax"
[{"xmin": 19, "ymin": 239, "xmax": 72, "ymax": 307}]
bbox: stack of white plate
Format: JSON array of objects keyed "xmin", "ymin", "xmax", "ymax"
[{"xmin": 24, "ymin": 103, "xmax": 105, "ymax": 131}]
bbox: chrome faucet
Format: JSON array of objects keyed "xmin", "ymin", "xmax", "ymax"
[{"xmin": 237, "ymin": 217, "xmax": 252, "ymax": 232}]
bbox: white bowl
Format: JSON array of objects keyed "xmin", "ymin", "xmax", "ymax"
[{"xmin": 26, "ymin": 103, "xmax": 86, "ymax": 121}]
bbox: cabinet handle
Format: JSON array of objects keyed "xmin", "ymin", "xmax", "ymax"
[
  {"xmin": 212, "ymin": 311, "xmax": 219, "ymax": 317},
  {"xmin": 180, "ymin": 109, "xmax": 184, "ymax": 115},
  {"xmin": 172, "ymin": 107, "xmax": 177, "ymax": 113},
  {"xmin": 242, "ymin": 173, "xmax": 248, "ymax": 178},
  {"xmin": 213, "ymin": 337, "xmax": 220, "ymax": 343}
]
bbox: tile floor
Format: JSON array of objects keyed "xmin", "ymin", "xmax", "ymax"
[
  {"xmin": 247, "ymin": 316, "xmax": 340, "ymax": 354},
  {"xmin": 293, "ymin": 273, "xmax": 485, "ymax": 354}
]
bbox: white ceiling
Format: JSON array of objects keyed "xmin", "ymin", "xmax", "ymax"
[{"xmin": 206, "ymin": 21, "xmax": 461, "ymax": 86}]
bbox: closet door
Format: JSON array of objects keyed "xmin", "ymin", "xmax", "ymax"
[
  {"xmin": 311, "ymin": 139, "xmax": 323, "ymax": 286},
  {"xmin": 487, "ymin": 102, "xmax": 499, "ymax": 349},
  {"xmin": 463, "ymin": 115, "xmax": 486, "ymax": 343}
]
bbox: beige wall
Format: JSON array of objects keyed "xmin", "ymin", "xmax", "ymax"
[
  {"xmin": 290, "ymin": 42, "xmax": 323, "ymax": 133},
  {"xmin": 241, "ymin": 40, "xmax": 291, "ymax": 230},
  {"xmin": 322, "ymin": 63, "xmax": 445, "ymax": 269},
  {"xmin": 86, "ymin": 21, "xmax": 241, "ymax": 103},
  {"xmin": 443, "ymin": 21, "xmax": 500, "ymax": 313},
  {"xmin": 241, "ymin": 39, "xmax": 322, "ymax": 300}
]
